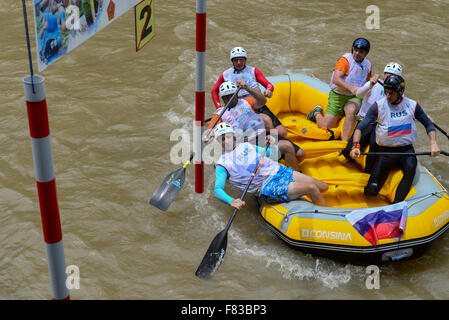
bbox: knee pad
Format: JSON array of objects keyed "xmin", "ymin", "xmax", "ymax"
[{"xmin": 364, "ymin": 182, "xmax": 379, "ymax": 197}]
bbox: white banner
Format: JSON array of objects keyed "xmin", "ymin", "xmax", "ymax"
[{"xmin": 33, "ymin": 0, "xmax": 140, "ymax": 71}]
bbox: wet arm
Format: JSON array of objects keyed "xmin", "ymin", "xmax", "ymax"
[
  {"xmin": 333, "ymin": 70, "xmax": 358, "ymax": 94},
  {"xmin": 214, "ymin": 165, "xmax": 234, "ymax": 205},
  {"xmin": 244, "ymin": 83, "xmax": 266, "ymax": 109},
  {"xmin": 415, "ymin": 104, "xmax": 435, "ymax": 134},
  {"xmin": 353, "ymin": 103, "xmax": 378, "ymax": 142},
  {"xmin": 211, "ymin": 74, "xmax": 225, "ymax": 109},
  {"xmin": 415, "ymin": 104, "xmax": 438, "ymax": 154},
  {"xmin": 331, "ymin": 57, "xmax": 358, "ymax": 94},
  {"xmin": 254, "ymin": 68, "xmax": 274, "ymax": 92}
]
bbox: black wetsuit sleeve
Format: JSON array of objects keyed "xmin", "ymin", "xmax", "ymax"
[
  {"xmin": 356, "ymin": 103, "xmax": 378, "ymax": 132},
  {"xmin": 415, "ymin": 104, "xmax": 435, "ymax": 134}
]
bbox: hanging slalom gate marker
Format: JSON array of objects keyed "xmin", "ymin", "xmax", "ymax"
[
  {"xmin": 23, "ymin": 76, "xmax": 70, "ymax": 300},
  {"xmin": 135, "ymin": 0, "xmax": 155, "ymax": 52}
]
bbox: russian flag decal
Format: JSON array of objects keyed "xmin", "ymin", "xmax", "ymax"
[
  {"xmin": 388, "ymin": 123, "xmax": 412, "ymax": 136},
  {"xmin": 346, "ymin": 202, "xmax": 408, "ymax": 246}
]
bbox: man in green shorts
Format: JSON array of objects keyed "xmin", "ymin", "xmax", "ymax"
[{"xmin": 308, "ymin": 38, "xmax": 372, "ymax": 141}]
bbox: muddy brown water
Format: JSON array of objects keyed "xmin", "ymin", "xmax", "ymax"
[{"xmin": 0, "ymin": 0, "xmax": 448, "ymax": 299}]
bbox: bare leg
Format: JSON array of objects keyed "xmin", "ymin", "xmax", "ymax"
[
  {"xmin": 316, "ymin": 113, "xmax": 338, "ymax": 130},
  {"xmin": 296, "ymin": 148, "xmax": 306, "ymax": 164},
  {"xmin": 287, "ymin": 171, "xmax": 328, "ymax": 206},
  {"xmin": 292, "ymin": 171, "xmax": 328, "ymax": 192},
  {"xmin": 260, "ymin": 113, "xmax": 275, "ymax": 131},
  {"xmin": 278, "ymin": 140, "xmax": 299, "ymax": 171},
  {"xmin": 287, "ymin": 180, "xmax": 327, "ymax": 206},
  {"xmin": 275, "ymin": 124, "xmax": 288, "ymax": 138},
  {"xmin": 342, "ymin": 101, "xmax": 360, "ymax": 141}
]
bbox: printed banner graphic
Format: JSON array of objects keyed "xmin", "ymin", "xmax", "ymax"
[
  {"xmin": 33, "ymin": 0, "xmax": 140, "ymax": 71},
  {"xmin": 135, "ymin": 0, "xmax": 155, "ymax": 52}
]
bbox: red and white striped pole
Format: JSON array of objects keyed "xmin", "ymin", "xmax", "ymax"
[
  {"xmin": 23, "ymin": 75, "xmax": 70, "ymax": 300},
  {"xmin": 195, "ymin": 0, "xmax": 206, "ymax": 193}
]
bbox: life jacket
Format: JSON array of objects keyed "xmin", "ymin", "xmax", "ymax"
[
  {"xmin": 358, "ymin": 81, "xmax": 384, "ymax": 118},
  {"xmin": 375, "ymin": 96, "xmax": 418, "ymax": 147},
  {"xmin": 330, "ymin": 53, "xmax": 371, "ymax": 96},
  {"xmin": 220, "ymin": 99, "xmax": 266, "ymax": 139},
  {"xmin": 216, "ymin": 142, "xmax": 279, "ymax": 194},
  {"xmin": 223, "ymin": 65, "xmax": 260, "ymax": 97}
]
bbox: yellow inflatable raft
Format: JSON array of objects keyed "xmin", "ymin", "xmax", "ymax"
[{"xmin": 255, "ymin": 74, "xmax": 449, "ymax": 264}]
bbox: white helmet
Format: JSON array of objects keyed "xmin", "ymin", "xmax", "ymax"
[
  {"xmin": 214, "ymin": 122, "xmax": 234, "ymax": 139},
  {"xmin": 384, "ymin": 62, "xmax": 403, "ymax": 76},
  {"xmin": 219, "ymin": 81, "xmax": 238, "ymax": 97},
  {"xmin": 230, "ymin": 46, "xmax": 247, "ymax": 60}
]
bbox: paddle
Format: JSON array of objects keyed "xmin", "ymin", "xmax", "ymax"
[
  {"xmin": 433, "ymin": 122, "xmax": 449, "ymax": 140},
  {"xmin": 149, "ymin": 88, "xmax": 241, "ymax": 211},
  {"xmin": 195, "ymin": 141, "xmax": 270, "ymax": 279},
  {"xmin": 361, "ymin": 151, "xmax": 449, "ymax": 156},
  {"xmin": 149, "ymin": 154, "xmax": 194, "ymax": 211},
  {"xmin": 202, "ymin": 88, "xmax": 241, "ymax": 141}
]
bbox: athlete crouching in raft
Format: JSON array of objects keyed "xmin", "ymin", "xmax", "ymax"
[
  {"xmin": 350, "ymin": 75, "xmax": 440, "ymax": 203},
  {"xmin": 211, "ymin": 46, "xmax": 288, "ymax": 138},
  {"xmin": 206, "ymin": 80, "xmax": 305, "ymax": 171},
  {"xmin": 214, "ymin": 122, "xmax": 328, "ymax": 210},
  {"xmin": 341, "ymin": 62, "xmax": 404, "ymax": 173}
]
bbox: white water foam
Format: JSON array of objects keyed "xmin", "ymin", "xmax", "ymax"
[{"xmin": 232, "ymin": 231, "xmax": 364, "ymax": 289}]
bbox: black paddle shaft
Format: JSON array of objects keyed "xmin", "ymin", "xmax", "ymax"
[
  {"xmin": 195, "ymin": 142, "xmax": 270, "ymax": 279},
  {"xmin": 204, "ymin": 87, "xmax": 242, "ymax": 125},
  {"xmin": 204, "ymin": 88, "xmax": 241, "ymax": 138},
  {"xmin": 361, "ymin": 151, "xmax": 449, "ymax": 156},
  {"xmin": 433, "ymin": 122, "xmax": 449, "ymax": 140}
]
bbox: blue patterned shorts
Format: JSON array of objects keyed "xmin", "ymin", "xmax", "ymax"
[{"xmin": 260, "ymin": 166, "xmax": 295, "ymax": 204}]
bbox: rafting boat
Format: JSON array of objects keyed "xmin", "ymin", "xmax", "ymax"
[{"xmin": 255, "ymin": 73, "xmax": 449, "ymax": 264}]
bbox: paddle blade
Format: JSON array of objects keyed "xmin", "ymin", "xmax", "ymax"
[
  {"xmin": 195, "ymin": 230, "xmax": 228, "ymax": 279},
  {"xmin": 149, "ymin": 168, "xmax": 186, "ymax": 211}
]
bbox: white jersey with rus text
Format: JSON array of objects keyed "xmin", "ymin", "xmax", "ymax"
[{"xmin": 375, "ymin": 96, "xmax": 418, "ymax": 147}]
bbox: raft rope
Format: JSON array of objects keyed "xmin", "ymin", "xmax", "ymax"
[
  {"xmin": 286, "ymin": 73, "xmax": 293, "ymax": 113},
  {"xmin": 21, "ymin": 0, "xmax": 35, "ymax": 93},
  {"xmin": 269, "ymin": 190, "xmax": 449, "ymax": 222},
  {"xmin": 265, "ymin": 190, "xmax": 447, "ymax": 259}
]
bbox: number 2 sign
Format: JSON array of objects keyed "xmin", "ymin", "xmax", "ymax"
[{"xmin": 135, "ymin": 0, "xmax": 155, "ymax": 52}]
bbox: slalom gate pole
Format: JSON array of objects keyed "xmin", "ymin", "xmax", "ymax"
[
  {"xmin": 195, "ymin": 0, "xmax": 206, "ymax": 193},
  {"xmin": 23, "ymin": 76, "xmax": 70, "ymax": 300}
]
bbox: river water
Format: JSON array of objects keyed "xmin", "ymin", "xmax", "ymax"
[{"xmin": 1, "ymin": 0, "xmax": 448, "ymax": 300}]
